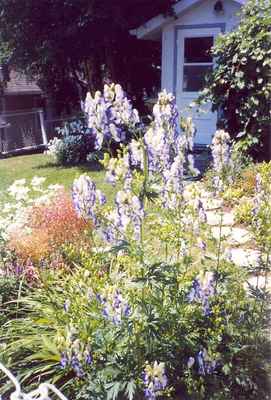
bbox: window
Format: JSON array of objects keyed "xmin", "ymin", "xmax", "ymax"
[{"xmin": 182, "ymin": 36, "xmax": 213, "ymax": 92}]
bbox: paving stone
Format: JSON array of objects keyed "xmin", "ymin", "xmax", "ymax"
[
  {"xmin": 211, "ymin": 226, "xmax": 232, "ymax": 240},
  {"xmin": 230, "ymin": 227, "xmax": 252, "ymax": 245},
  {"xmin": 206, "ymin": 211, "xmax": 235, "ymax": 226},
  {"xmin": 228, "ymin": 248, "xmax": 260, "ymax": 267},
  {"xmin": 246, "ymin": 275, "xmax": 270, "ymax": 290},
  {"xmin": 202, "ymin": 198, "xmax": 223, "ymax": 210}
]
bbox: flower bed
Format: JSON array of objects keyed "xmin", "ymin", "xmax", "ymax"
[{"xmin": 0, "ymin": 88, "xmax": 270, "ymax": 400}]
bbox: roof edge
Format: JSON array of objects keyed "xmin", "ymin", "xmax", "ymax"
[{"xmin": 130, "ymin": 0, "xmax": 246, "ymax": 40}]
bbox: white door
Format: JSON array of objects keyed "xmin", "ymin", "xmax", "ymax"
[{"xmin": 176, "ymin": 27, "xmax": 221, "ymax": 145}]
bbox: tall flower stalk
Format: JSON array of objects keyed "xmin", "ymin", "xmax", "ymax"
[{"xmin": 73, "ymin": 89, "xmax": 198, "ymax": 263}]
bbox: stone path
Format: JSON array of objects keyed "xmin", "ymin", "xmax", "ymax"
[
  {"xmin": 204, "ymin": 199, "xmax": 260, "ymax": 267},
  {"xmin": 184, "ymin": 184, "xmax": 270, "ymax": 290}
]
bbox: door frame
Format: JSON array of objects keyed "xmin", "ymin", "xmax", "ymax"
[
  {"xmin": 173, "ymin": 23, "xmax": 226, "ymax": 97},
  {"xmin": 177, "ymin": 28, "xmax": 220, "ymax": 99},
  {"xmin": 172, "ymin": 24, "xmax": 225, "ymax": 144}
]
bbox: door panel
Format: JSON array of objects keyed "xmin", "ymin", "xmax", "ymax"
[{"xmin": 176, "ymin": 27, "xmax": 221, "ymax": 145}]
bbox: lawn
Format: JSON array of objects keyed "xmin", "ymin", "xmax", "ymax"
[{"xmin": 0, "ymin": 153, "xmax": 113, "ymax": 203}]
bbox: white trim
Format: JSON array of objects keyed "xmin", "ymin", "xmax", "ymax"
[{"xmin": 130, "ymin": 0, "xmax": 246, "ymax": 40}]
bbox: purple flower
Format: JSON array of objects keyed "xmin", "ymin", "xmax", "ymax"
[
  {"xmin": 187, "ymin": 279, "xmax": 201, "ymax": 303},
  {"xmin": 194, "ymin": 199, "xmax": 207, "ymax": 223},
  {"xmin": 64, "ymin": 299, "xmax": 71, "ymax": 313},
  {"xmin": 196, "ymin": 349, "xmax": 217, "ymax": 376},
  {"xmin": 123, "ymin": 304, "xmax": 131, "ymax": 317},
  {"xmin": 85, "ymin": 352, "xmax": 93, "ymax": 365},
  {"xmin": 197, "ymin": 350, "xmax": 206, "ymax": 375},
  {"xmin": 84, "ymin": 83, "xmax": 139, "ymax": 150},
  {"xmin": 143, "ymin": 361, "xmax": 167, "ymax": 400},
  {"xmin": 71, "ymin": 355, "xmax": 84, "ymax": 377},
  {"xmin": 96, "ymin": 294, "xmax": 103, "ymax": 303},
  {"xmin": 99, "ymin": 290, "xmax": 131, "ymax": 324},
  {"xmin": 102, "ymin": 307, "xmax": 110, "ymax": 318},
  {"xmin": 113, "ymin": 291, "xmax": 122, "ymax": 308},
  {"xmin": 198, "ymin": 239, "xmax": 207, "ymax": 251},
  {"xmin": 72, "ymin": 175, "xmax": 106, "ymax": 224},
  {"xmin": 187, "ymin": 356, "xmax": 195, "ymax": 368},
  {"xmin": 113, "ymin": 190, "xmax": 144, "ymax": 241},
  {"xmin": 60, "ymin": 352, "xmax": 69, "ymax": 369},
  {"xmin": 255, "ymin": 173, "xmax": 262, "ymax": 194},
  {"xmin": 188, "ymin": 272, "xmax": 216, "ymax": 316},
  {"xmin": 96, "ymin": 190, "xmax": 107, "ymax": 205}
]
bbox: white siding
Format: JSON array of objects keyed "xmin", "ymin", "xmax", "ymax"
[
  {"xmin": 173, "ymin": 0, "xmax": 241, "ymax": 30},
  {"xmin": 161, "ymin": 0, "xmax": 242, "ymax": 93},
  {"xmin": 160, "ymin": 0, "xmax": 242, "ymax": 143},
  {"xmin": 161, "ymin": 26, "xmax": 175, "ymax": 91}
]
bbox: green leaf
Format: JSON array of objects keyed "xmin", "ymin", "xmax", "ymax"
[{"xmin": 125, "ymin": 380, "xmax": 136, "ymax": 400}]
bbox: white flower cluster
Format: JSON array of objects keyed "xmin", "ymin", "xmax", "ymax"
[
  {"xmin": 84, "ymin": 83, "xmax": 139, "ymax": 150},
  {"xmin": 0, "ymin": 178, "xmax": 63, "ymax": 241},
  {"xmin": 211, "ymin": 129, "xmax": 233, "ymax": 192},
  {"xmin": 46, "ymin": 137, "xmax": 65, "ymax": 162},
  {"xmin": 211, "ymin": 129, "xmax": 232, "ymax": 173}
]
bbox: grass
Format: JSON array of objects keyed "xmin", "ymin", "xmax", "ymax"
[{"xmin": 0, "ymin": 153, "xmax": 115, "ymax": 203}]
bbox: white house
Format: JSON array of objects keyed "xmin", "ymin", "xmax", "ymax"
[{"xmin": 131, "ymin": 0, "xmax": 246, "ymax": 145}]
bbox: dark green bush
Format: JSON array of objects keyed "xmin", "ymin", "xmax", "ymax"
[{"xmin": 200, "ymin": 0, "xmax": 271, "ymax": 159}]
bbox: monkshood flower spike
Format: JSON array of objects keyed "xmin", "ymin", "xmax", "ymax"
[
  {"xmin": 97, "ymin": 289, "xmax": 131, "ymax": 325},
  {"xmin": 196, "ymin": 349, "xmax": 217, "ymax": 375},
  {"xmin": 143, "ymin": 361, "xmax": 168, "ymax": 400},
  {"xmin": 211, "ymin": 129, "xmax": 232, "ymax": 173},
  {"xmin": 72, "ymin": 174, "xmax": 106, "ymax": 224},
  {"xmin": 211, "ymin": 129, "xmax": 233, "ymax": 192},
  {"xmin": 143, "ymin": 90, "xmax": 198, "ymax": 208},
  {"xmin": 84, "ymin": 83, "xmax": 139, "ymax": 150},
  {"xmin": 188, "ymin": 271, "xmax": 216, "ymax": 316}
]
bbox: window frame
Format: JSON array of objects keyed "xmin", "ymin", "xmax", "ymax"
[{"xmin": 182, "ymin": 36, "xmax": 214, "ymax": 93}]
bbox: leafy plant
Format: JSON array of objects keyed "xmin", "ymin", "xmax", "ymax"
[
  {"xmin": 47, "ymin": 120, "xmax": 96, "ymax": 165},
  {"xmin": 8, "ymin": 189, "xmax": 91, "ymax": 264},
  {"xmin": 200, "ymin": 0, "xmax": 271, "ymax": 159},
  {"xmin": 0, "ymin": 90, "xmax": 270, "ymax": 400}
]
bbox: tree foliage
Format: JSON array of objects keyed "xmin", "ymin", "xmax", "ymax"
[
  {"xmin": 0, "ymin": 0, "xmax": 176, "ymax": 113},
  {"xmin": 200, "ymin": 0, "xmax": 271, "ymax": 159}
]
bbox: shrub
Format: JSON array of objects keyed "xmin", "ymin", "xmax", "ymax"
[
  {"xmin": 1, "ymin": 254, "xmax": 269, "ymax": 400},
  {"xmin": 46, "ymin": 120, "xmax": 96, "ymax": 165},
  {"xmin": 200, "ymin": 0, "xmax": 271, "ymax": 158}
]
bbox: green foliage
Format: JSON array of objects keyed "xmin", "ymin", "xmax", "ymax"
[
  {"xmin": 47, "ymin": 120, "xmax": 96, "ymax": 165},
  {"xmin": 0, "ymin": 104, "xmax": 270, "ymax": 400},
  {"xmin": 200, "ymin": 0, "xmax": 271, "ymax": 159},
  {"xmin": 0, "ymin": 277, "xmax": 27, "ymax": 326},
  {"xmin": 0, "ymin": 0, "xmax": 175, "ymax": 112},
  {"xmin": 0, "ymin": 248, "xmax": 270, "ymax": 400}
]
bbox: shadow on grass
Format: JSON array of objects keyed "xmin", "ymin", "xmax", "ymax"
[{"xmin": 33, "ymin": 160, "xmax": 104, "ymax": 172}]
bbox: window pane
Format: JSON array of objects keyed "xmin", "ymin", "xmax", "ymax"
[
  {"xmin": 183, "ymin": 65, "xmax": 212, "ymax": 92},
  {"xmin": 184, "ymin": 37, "xmax": 213, "ymax": 63}
]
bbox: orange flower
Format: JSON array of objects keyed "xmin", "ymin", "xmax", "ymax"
[{"xmin": 8, "ymin": 190, "xmax": 92, "ymax": 264}]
